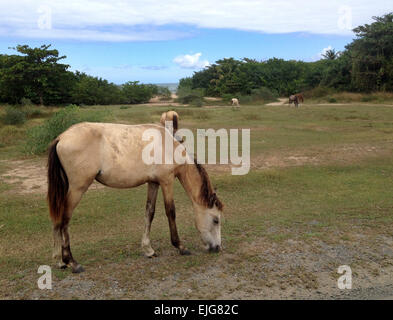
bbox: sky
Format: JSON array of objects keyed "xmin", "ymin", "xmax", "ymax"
[{"xmin": 0, "ymin": 0, "xmax": 391, "ymax": 84}]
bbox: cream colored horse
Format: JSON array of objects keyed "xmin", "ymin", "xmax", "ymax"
[
  {"xmin": 231, "ymin": 98, "xmax": 239, "ymax": 107},
  {"xmin": 160, "ymin": 110, "xmax": 179, "ymax": 132},
  {"xmin": 48, "ymin": 122, "xmax": 223, "ymax": 273}
]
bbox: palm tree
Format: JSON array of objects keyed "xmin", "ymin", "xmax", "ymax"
[{"xmin": 322, "ymin": 49, "xmax": 340, "ymax": 60}]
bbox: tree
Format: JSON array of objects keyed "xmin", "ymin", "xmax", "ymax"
[
  {"xmin": 349, "ymin": 12, "xmax": 393, "ymax": 91},
  {"xmin": 122, "ymin": 81, "xmax": 156, "ymax": 104},
  {"xmin": 322, "ymin": 49, "xmax": 340, "ymax": 60},
  {"xmin": 9, "ymin": 44, "xmax": 70, "ymax": 105},
  {"xmin": 0, "ymin": 54, "xmax": 26, "ymax": 104}
]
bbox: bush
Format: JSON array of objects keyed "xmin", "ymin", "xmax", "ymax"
[
  {"xmin": 25, "ymin": 104, "xmax": 108, "ymax": 154},
  {"xmin": 22, "ymin": 105, "xmax": 44, "ymax": 118},
  {"xmin": 176, "ymin": 87, "xmax": 205, "ymax": 106},
  {"xmin": 122, "ymin": 81, "xmax": 156, "ymax": 104},
  {"xmin": 3, "ymin": 106, "xmax": 26, "ymax": 125},
  {"xmin": 236, "ymin": 95, "xmax": 253, "ymax": 104},
  {"xmin": 0, "ymin": 125, "xmax": 25, "ymax": 146},
  {"xmin": 250, "ymin": 87, "xmax": 278, "ymax": 103},
  {"xmin": 222, "ymin": 87, "xmax": 278, "ymax": 105},
  {"xmin": 20, "ymin": 97, "xmax": 34, "ymax": 106},
  {"xmin": 157, "ymin": 87, "xmax": 172, "ymax": 101},
  {"xmin": 304, "ymin": 86, "xmax": 335, "ymax": 99},
  {"xmin": 221, "ymin": 94, "xmax": 233, "ymax": 103},
  {"xmin": 327, "ymin": 97, "xmax": 337, "ymax": 103},
  {"xmin": 361, "ymin": 95, "xmax": 377, "ymax": 102}
]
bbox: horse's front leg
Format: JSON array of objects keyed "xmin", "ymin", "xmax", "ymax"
[
  {"xmin": 160, "ymin": 179, "xmax": 191, "ymax": 255},
  {"xmin": 142, "ymin": 182, "xmax": 159, "ymax": 257}
]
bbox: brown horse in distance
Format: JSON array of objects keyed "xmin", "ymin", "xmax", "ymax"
[
  {"xmin": 295, "ymin": 93, "xmax": 304, "ymax": 103},
  {"xmin": 289, "ymin": 95, "xmax": 299, "ymax": 107}
]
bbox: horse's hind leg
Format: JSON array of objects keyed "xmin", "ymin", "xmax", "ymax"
[
  {"xmin": 53, "ymin": 224, "xmax": 65, "ymax": 268},
  {"xmin": 60, "ymin": 187, "xmax": 87, "ymax": 273},
  {"xmin": 142, "ymin": 182, "xmax": 159, "ymax": 257}
]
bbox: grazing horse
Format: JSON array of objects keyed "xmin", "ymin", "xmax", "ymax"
[
  {"xmin": 160, "ymin": 110, "xmax": 183, "ymax": 143},
  {"xmin": 160, "ymin": 110, "xmax": 179, "ymax": 133},
  {"xmin": 231, "ymin": 98, "xmax": 239, "ymax": 107},
  {"xmin": 295, "ymin": 93, "xmax": 304, "ymax": 104},
  {"xmin": 48, "ymin": 122, "xmax": 223, "ymax": 273},
  {"xmin": 289, "ymin": 95, "xmax": 299, "ymax": 108}
]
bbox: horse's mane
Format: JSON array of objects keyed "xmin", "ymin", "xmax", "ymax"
[{"xmin": 193, "ymin": 158, "xmax": 223, "ymax": 210}]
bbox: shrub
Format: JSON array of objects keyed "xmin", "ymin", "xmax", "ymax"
[
  {"xmin": 221, "ymin": 94, "xmax": 233, "ymax": 103},
  {"xmin": 25, "ymin": 104, "xmax": 108, "ymax": 154},
  {"xmin": 0, "ymin": 125, "xmax": 25, "ymax": 146},
  {"xmin": 250, "ymin": 87, "xmax": 278, "ymax": 103},
  {"xmin": 327, "ymin": 97, "xmax": 337, "ymax": 103},
  {"xmin": 22, "ymin": 105, "xmax": 44, "ymax": 118},
  {"xmin": 20, "ymin": 97, "xmax": 34, "ymax": 107},
  {"xmin": 157, "ymin": 87, "xmax": 172, "ymax": 101},
  {"xmin": 222, "ymin": 87, "xmax": 278, "ymax": 105},
  {"xmin": 304, "ymin": 86, "xmax": 335, "ymax": 99},
  {"xmin": 122, "ymin": 81, "xmax": 156, "ymax": 104},
  {"xmin": 177, "ymin": 87, "xmax": 205, "ymax": 106},
  {"xmin": 236, "ymin": 95, "xmax": 253, "ymax": 104},
  {"xmin": 3, "ymin": 106, "xmax": 26, "ymax": 125},
  {"xmin": 361, "ymin": 95, "xmax": 377, "ymax": 102}
]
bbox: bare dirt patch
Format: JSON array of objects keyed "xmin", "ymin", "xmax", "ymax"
[
  {"xmin": 1, "ymin": 142, "xmax": 390, "ymax": 194},
  {"xmin": 266, "ymin": 98, "xmax": 288, "ymax": 106},
  {"xmin": 14, "ymin": 234, "xmax": 393, "ymax": 300},
  {"xmin": 0, "ymin": 159, "xmax": 104, "ymax": 194}
]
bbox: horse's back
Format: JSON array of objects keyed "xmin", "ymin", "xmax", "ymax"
[{"xmin": 57, "ymin": 122, "xmax": 180, "ymax": 188}]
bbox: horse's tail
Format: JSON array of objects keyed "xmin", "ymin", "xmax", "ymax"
[
  {"xmin": 47, "ymin": 139, "xmax": 69, "ymax": 225},
  {"xmin": 172, "ymin": 114, "xmax": 178, "ymax": 132}
]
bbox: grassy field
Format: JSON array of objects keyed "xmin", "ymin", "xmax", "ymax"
[{"xmin": 0, "ymin": 102, "xmax": 392, "ymax": 299}]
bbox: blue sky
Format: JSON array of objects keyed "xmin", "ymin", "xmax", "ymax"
[{"xmin": 0, "ymin": 1, "xmax": 391, "ymax": 84}]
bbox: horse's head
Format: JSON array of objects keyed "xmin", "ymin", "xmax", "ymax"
[{"xmin": 194, "ymin": 193, "xmax": 223, "ymax": 253}]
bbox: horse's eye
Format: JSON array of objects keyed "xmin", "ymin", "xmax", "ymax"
[{"xmin": 213, "ymin": 217, "xmax": 219, "ymax": 224}]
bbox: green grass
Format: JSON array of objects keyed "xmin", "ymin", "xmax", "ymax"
[{"xmin": 0, "ymin": 101, "xmax": 392, "ymax": 298}]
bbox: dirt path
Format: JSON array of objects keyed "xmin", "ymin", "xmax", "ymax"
[
  {"xmin": 1, "ymin": 142, "xmax": 390, "ymax": 195},
  {"xmin": 266, "ymin": 98, "xmax": 288, "ymax": 106},
  {"xmin": 0, "ymin": 159, "xmax": 104, "ymax": 194}
]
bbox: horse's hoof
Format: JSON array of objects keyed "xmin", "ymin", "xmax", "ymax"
[
  {"xmin": 180, "ymin": 249, "xmax": 191, "ymax": 255},
  {"xmin": 147, "ymin": 252, "xmax": 158, "ymax": 258},
  {"xmin": 58, "ymin": 262, "xmax": 67, "ymax": 269},
  {"xmin": 72, "ymin": 265, "xmax": 85, "ymax": 273}
]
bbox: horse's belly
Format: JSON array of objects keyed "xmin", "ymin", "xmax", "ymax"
[{"xmin": 96, "ymin": 164, "xmax": 150, "ymax": 188}]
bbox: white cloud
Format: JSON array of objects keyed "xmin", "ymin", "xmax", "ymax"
[
  {"xmin": 173, "ymin": 53, "xmax": 209, "ymax": 69},
  {"xmin": 320, "ymin": 45, "xmax": 333, "ymax": 58},
  {"xmin": 0, "ymin": 1, "xmax": 391, "ymax": 41},
  {"xmin": 311, "ymin": 45, "xmax": 342, "ymax": 61}
]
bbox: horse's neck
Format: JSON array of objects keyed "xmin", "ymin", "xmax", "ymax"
[{"xmin": 176, "ymin": 164, "xmax": 204, "ymax": 207}]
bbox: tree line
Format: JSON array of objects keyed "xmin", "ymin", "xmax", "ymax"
[
  {"xmin": 0, "ymin": 13, "xmax": 391, "ymax": 106},
  {"xmin": 0, "ymin": 44, "xmax": 170, "ymax": 106},
  {"xmin": 178, "ymin": 13, "xmax": 393, "ymax": 97}
]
